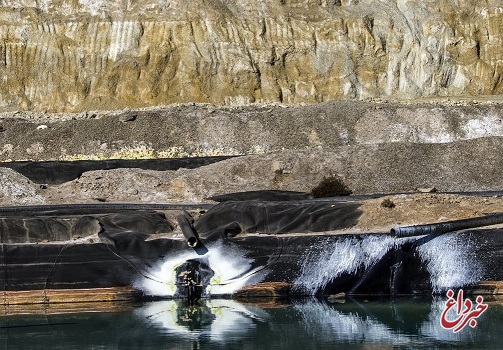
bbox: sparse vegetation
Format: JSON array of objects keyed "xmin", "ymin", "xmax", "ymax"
[
  {"xmin": 381, "ymin": 198, "xmax": 396, "ymax": 208},
  {"xmin": 311, "ymin": 176, "xmax": 352, "ymax": 198}
]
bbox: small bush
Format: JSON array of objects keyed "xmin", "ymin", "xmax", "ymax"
[
  {"xmin": 381, "ymin": 198, "xmax": 396, "ymax": 208},
  {"xmin": 311, "ymin": 176, "xmax": 352, "ymax": 198}
]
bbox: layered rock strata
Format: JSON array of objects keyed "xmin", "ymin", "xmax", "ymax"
[{"xmin": 0, "ymin": 0, "xmax": 502, "ymax": 111}]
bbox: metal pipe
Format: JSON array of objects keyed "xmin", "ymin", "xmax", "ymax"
[
  {"xmin": 176, "ymin": 211, "xmax": 201, "ymax": 248},
  {"xmin": 391, "ymin": 212, "xmax": 503, "ymax": 237}
]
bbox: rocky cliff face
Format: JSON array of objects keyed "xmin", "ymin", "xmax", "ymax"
[{"xmin": 1, "ymin": 0, "xmax": 502, "ymax": 112}]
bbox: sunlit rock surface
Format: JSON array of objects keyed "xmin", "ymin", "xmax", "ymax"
[
  {"xmin": 1, "ymin": 102, "xmax": 503, "ymax": 161},
  {"xmin": 0, "ymin": 0, "xmax": 502, "ymax": 111}
]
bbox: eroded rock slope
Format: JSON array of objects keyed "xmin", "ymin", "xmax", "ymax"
[{"xmin": 1, "ymin": 0, "xmax": 502, "ymax": 111}]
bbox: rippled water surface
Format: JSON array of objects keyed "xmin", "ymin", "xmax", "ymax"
[{"xmin": 1, "ymin": 297, "xmax": 502, "ymax": 349}]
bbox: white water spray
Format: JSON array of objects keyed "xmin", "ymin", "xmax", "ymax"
[
  {"xmin": 292, "ymin": 235, "xmax": 401, "ymax": 295},
  {"xmin": 136, "ymin": 230, "xmax": 486, "ymax": 297},
  {"xmin": 417, "ymin": 233, "xmax": 484, "ymax": 293},
  {"xmin": 292, "ymin": 232, "xmax": 485, "ymax": 295},
  {"xmin": 134, "ymin": 241, "xmax": 265, "ymax": 297}
]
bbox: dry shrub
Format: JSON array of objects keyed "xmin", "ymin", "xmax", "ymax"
[
  {"xmin": 311, "ymin": 176, "xmax": 352, "ymax": 198},
  {"xmin": 381, "ymin": 198, "xmax": 396, "ymax": 208}
]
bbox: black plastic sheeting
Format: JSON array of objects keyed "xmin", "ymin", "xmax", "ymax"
[
  {"xmin": 207, "ymin": 190, "xmax": 312, "ymax": 202},
  {"xmin": 0, "ymin": 211, "xmax": 175, "ymax": 290},
  {"xmin": 251, "ymin": 230, "xmax": 503, "ymax": 295},
  {"xmin": 0, "ymin": 201, "xmax": 502, "ymax": 296},
  {"xmin": 0, "ymin": 211, "xmax": 173, "ymax": 243},
  {"xmin": 0, "ymin": 243, "xmax": 135, "ymax": 290},
  {"xmin": 0, "ymin": 156, "xmax": 235, "ymax": 184},
  {"xmin": 194, "ymin": 201, "xmax": 363, "ymax": 237}
]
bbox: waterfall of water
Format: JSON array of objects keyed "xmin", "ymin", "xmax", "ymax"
[
  {"xmin": 292, "ymin": 232, "xmax": 485, "ymax": 295},
  {"xmin": 291, "ymin": 235, "xmax": 400, "ymax": 295},
  {"xmin": 416, "ymin": 233, "xmax": 484, "ymax": 293},
  {"xmin": 135, "ymin": 229, "xmax": 487, "ymax": 298}
]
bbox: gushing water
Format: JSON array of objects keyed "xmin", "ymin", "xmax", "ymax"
[
  {"xmin": 417, "ymin": 233, "xmax": 484, "ymax": 293},
  {"xmin": 292, "ymin": 233, "xmax": 486, "ymax": 295},
  {"xmin": 292, "ymin": 235, "xmax": 399, "ymax": 295},
  {"xmin": 136, "ymin": 230, "xmax": 486, "ymax": 297},
  {"xmin": 134, "ymin": 241, "xmax": 264, "ymax": 297}
]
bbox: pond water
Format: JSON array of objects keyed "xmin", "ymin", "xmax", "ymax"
[{"xmin": 1, "ymin": 297, "xmax": 501, "ymax": 349}]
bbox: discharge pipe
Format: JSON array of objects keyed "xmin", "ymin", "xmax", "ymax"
[
  {"xmin": 391, "ymin": 212, "xmax": 503, "ymax": 238},
  {"xmin": 176, "ymin": 211, "xmax": 201, "ymax": 248}
]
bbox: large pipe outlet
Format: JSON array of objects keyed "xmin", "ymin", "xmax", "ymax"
[
  {"xmin": 391, "ymin": 212, "xmax": 503, "ymax": 237},
  {"xmin": 177, "ymin": 211, "xmax": 201, "ymax": 248}
]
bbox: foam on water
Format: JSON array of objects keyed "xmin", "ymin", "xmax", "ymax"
[
  {"xmin": 416, "ymin": 233, "xmax": 484, "ymax": 293},
  {"xmin": 135, "ymin": 241, "xmax": 264, "ymax": 297}
]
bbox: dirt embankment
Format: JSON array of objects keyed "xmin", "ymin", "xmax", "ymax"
[
  {"xmin": 1, "ymin": 100, "xmax": 503, "ymax": 162},
  {"xmin": 1, "ymin": 100, "xmax": 503, "ymax": 233},
  {"xmin": 2, "ymin": 161, "xmax": 503, "ymax": 233},
  {"xmin": 356, "ymin": 193, "xmax": 503, "ymax": 233}
]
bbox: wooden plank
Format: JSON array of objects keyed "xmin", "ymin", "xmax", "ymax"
[
  {"xmin": 1, "ymin": 287, "xmax": 140, "ymax": 305},
  {"xmin": 233, "ymin": 282, "xmax": 290, "ymax": 300},
  {"xmin": 1, "ymin": 301, "xmax": 136, "ymax": 316},
  {"xmin": 466, "ymin": 281, "xmax": 503, "ymax": 296}
]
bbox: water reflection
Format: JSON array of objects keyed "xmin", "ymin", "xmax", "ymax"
[
  {"xmin": 137, "ymin": 299, "xmax": 268, "ymax": 342},
  {"xmin": 0, "ymin": 297, "xmax": 501, "ymax": 349}
]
